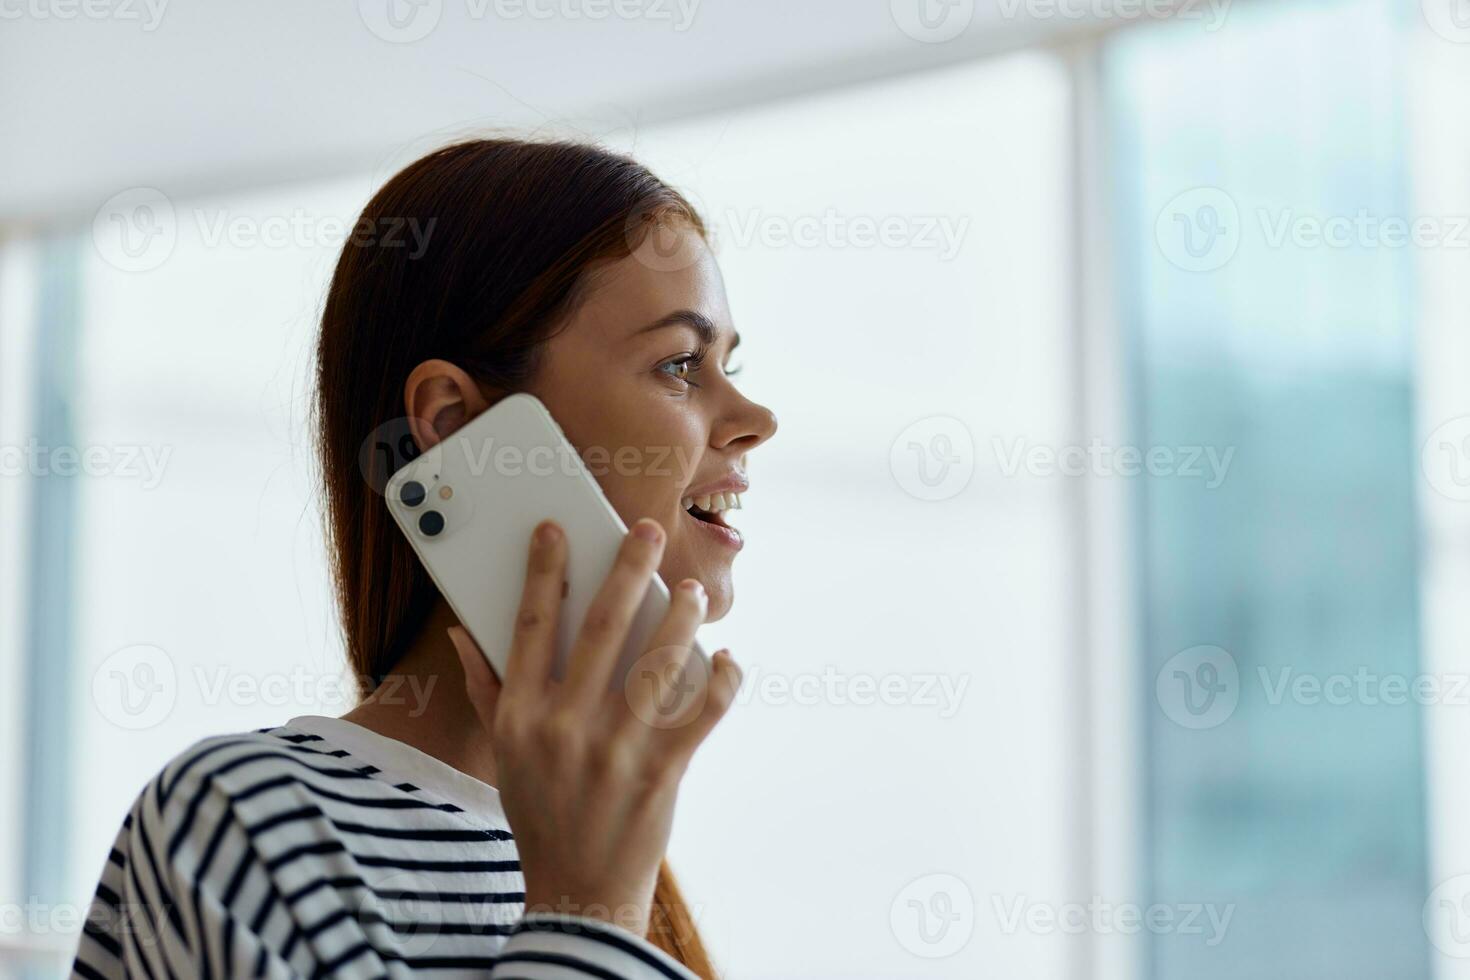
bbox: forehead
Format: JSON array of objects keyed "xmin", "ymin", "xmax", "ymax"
[{"xmin": 568, "ymin": 232, "xmax": 732, "ymax": 343}]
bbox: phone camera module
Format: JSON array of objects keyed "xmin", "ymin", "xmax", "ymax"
[
  {"xmin": 418, "ymin": 510, "xmax": 445, "ymax": 537},
  {"xmin": 400, "ymin": 480, "xmax": 427, "ymax": 508}
]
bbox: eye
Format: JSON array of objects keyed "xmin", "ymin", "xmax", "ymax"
[{"xmin": 657, "ymin": 350, "xmax": 706, "ymax": 386}]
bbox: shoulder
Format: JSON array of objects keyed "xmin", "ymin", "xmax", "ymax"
[
  {"xmin": 154, "ymin": 725, "xmax": 366, "ymax": 801},
  {"xmin": 122, "ymin": 725, "xmax": 371, "ymax": 856}
]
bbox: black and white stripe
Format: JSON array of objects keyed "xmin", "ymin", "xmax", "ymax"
[{"xmin": 69, "ymin": 722, "xmax": 698, "ymax": 979}]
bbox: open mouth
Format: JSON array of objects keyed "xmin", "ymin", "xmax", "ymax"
[{"xmin": 681, "ymin": 492, "xmax": 741, "ymax": 528}]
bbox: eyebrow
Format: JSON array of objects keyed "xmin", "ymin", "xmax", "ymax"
[{"xmin": 633, "ymin": 309, "xmax": 741, "ymax": 351}]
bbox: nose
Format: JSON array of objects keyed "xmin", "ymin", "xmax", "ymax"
[{"xmin": 712, "ymin": 390, "xmax": 778, "ymax": 455}]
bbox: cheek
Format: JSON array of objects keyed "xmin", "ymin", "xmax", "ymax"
[
  {"xmin": 586, "ymin": 429, "xmax": 705, "ymax": 527},
  {"xmin": 534, "ymin": 392, "xmax": 701, "ymax": 519}
]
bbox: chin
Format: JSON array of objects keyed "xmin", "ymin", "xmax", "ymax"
[
  {"xmin": 658, "ymin": 551, "xmax": 734, "ymax": 621},
  {"xmin": 704, "ymin": 581, "xmax": 733, "ymax": 621}
]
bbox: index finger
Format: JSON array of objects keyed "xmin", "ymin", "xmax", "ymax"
[
  {"xmin": 562, "ymin": 518, "xmax": 665, "ymax": 703},
  {"xmin": 502, "ymin": 519, "xmax": 568, "ymax": 691}
]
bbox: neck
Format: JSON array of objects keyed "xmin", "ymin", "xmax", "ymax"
[{"xmin": 340, "ymin": 598, "xmax": 500, "ymax": 787}]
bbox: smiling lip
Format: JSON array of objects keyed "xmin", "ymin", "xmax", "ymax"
[
  {"xmin": 684, "ymin": 472, "xmax": 749, "ymax": 498},
  {"xmin": 684, "ymin": 508, "xmax": 743, "ymax": 551}
]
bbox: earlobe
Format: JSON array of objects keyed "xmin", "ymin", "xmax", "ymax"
[{"xmin": 404, "ymin": 359, "xmax": 492, "ymax": 452}]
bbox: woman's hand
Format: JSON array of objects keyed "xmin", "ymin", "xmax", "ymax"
[{"xmin": 448, "ymin": 517, "xmax": 742, "ymax": 938}]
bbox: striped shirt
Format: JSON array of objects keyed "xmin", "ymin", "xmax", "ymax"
[{"xmin": 69, "ymin": 715, "xmax": 701, "ymax": 980}]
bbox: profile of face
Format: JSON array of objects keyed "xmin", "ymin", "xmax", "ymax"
[{"xmin": 407, "ymin": 223, "xmax": 778, "ymax": 621}]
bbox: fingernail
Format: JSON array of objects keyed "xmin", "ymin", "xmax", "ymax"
[
  {"xmin": 679, "ymin": 578, "xmax": 705, "ymax": 598},
  {"xmin": 536, "ymin": 521, "xmax": 562, "ymax": 545},
  {"xmin": 633, "ymin": 519, "xmax": 663, "ymax": 543}
]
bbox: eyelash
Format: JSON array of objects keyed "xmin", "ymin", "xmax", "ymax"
[{"xmin": 658, "ymin": 346, "xmax": 742, "ymax": 388}]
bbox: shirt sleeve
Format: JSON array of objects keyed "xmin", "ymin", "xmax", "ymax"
[
  {"xmin": 72, "ymin": 768, "xmax": 310, "ymax": 979},
  {"xmin": 71, "ymin": 753, "xmax": 701, "ymax": 980}
]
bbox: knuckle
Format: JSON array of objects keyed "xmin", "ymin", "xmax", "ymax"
[
  {"xmin": 492, "ymin": 705, "xmax": 531, "ymax": 746},
  {"xmin": 492, "ymin": 712, "xmax": 521, "ymax": 745},
  {"xmin": 631, "ymin": 756, "xmax": 683, "ymax": 801},
  {"xmin": 590, "ymin": 740, "xmax": 638, "ymax": 778},
  {"xmin": 534, "ymin": 709, "xmax": 582, "ymax": 754},
  {"xmin": 582, "ymin": 602, "xmax": 623, "ymax": 638},
  {"xmin": 514, "ymin": 606, "xmax": 547, "ymax": 635}
]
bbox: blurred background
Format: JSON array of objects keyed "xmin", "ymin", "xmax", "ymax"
[{"xmin": 3, "ymin": 0, "xmax": 1470, "ymax": 976}]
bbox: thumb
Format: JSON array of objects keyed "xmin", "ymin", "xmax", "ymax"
[{"xmin": 448, "ymin": 625, "xmax": 502, "ymax": 724}]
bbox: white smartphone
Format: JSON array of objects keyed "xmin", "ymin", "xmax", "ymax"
[{"xmin": 384, "ymin": 392, "xmax": 707, "ymax": 691}]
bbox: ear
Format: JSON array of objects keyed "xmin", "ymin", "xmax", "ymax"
[{"xmin": 404, "ymin": 359, "xmax": 494, "ymax": 452}]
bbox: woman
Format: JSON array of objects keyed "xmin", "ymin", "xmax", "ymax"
[{"xmin": 70, "ymin": 137, "xmax": 778, "ymax": 979}]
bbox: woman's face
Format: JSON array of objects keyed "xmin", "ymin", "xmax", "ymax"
[{"xmin": 522, "ymin": 224, "xmax": 778, "ymax": 621}]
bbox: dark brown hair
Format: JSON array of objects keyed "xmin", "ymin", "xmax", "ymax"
[{"xmin": 313, "ymin": 136, "xmax": 715, "ymax": 975}]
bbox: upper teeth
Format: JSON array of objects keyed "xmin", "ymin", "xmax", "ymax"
[{"xmin": 682, "ymin": 492, "xmax": 742, "ymax": 513}]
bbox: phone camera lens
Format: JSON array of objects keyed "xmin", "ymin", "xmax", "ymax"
[
  {"xmin": 400, "ymin": 480, "xmax": 427, "ymax": 508},
  {"xmin": 418, "ymin": 511, "xmax": 445, "ymax": 537}
]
